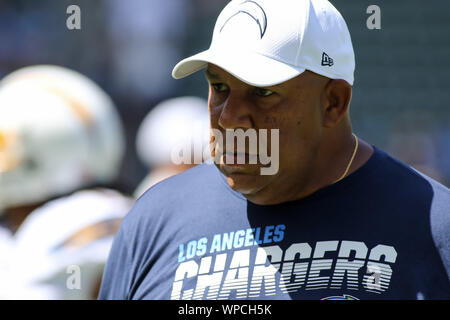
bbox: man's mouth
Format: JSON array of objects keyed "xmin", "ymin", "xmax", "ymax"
[{"xmin": 222, "ymin": 152, "xmax": 258, "ymax": 166}]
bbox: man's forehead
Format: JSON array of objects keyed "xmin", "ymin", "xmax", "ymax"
[
  {"xmin": 205, "ymin": 65, "xmax": 224, "ymax": 80},
  {"xmin": 205, "ymin": 64, "xmax": 236, "ymax": 80}
]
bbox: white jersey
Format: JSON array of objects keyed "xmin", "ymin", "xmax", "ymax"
[{"xmin": 1, "ymin": 189, "xmax": 133, "ymax": 299}]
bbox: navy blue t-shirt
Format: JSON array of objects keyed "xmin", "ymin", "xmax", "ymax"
[{"xmin": 99, "ymin": 146, "xmax": 450, "ymax": 300}]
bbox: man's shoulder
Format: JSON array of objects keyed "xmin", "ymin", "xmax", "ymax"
[
  {"xmin": 371, "ymin": 146, "xmax": 449, "ymax": 198},
  {"xmin": 138, "ymin": 163, "xmax": 224, "ymax": 201},
  {"xmin": 356, "ymin": 147, "xmax": 449, "ymax": 232},
  {"xmin": 374, "ymin": 147, "xmax": 449, "ymax": 267},
  {"xmin": 415, "ymin": 169, "xmax": 450, "ymax": 280},
  {"xmin": 121, "ymin": 164, "xmax": 242, "ymax": 228},
  {"xmin": 412, "ymin": 167, "xmax": 450, "ymax": 201}
]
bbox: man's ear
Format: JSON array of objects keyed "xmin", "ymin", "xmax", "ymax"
[{"xmin": 322, "ymin": 79, "xmax": 352, "ymax": 128}]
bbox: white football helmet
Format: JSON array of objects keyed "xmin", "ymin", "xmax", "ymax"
[
  {"xmin": 0, "ymin": 65, "xmax": 125, "ymax": 211},
  {"xmin": 134, "ymin": 96, "xmax": 210, "ymax": 197},
  {"xmin": 135, "ymin": 96, "xmax": 210, "ymax": 168}
]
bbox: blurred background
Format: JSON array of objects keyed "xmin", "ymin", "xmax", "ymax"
[
  {"xmin": 1, "ymin": 0, "xmax": 449, "ymax": 190},
  {"xmin": 0, "ymin": 0, "xmax": 449, "ymax": 299}
]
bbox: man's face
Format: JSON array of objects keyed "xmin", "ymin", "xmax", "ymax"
[{"xmin": 206, "ymin": 64, "xmax": 330, "ymax": 205}]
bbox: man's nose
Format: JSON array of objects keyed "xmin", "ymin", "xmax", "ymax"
[{"xmin": 218, "ymin": 92, "xmax": 253, "ymax": 130}]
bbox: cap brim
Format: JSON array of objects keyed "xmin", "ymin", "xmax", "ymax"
[{"xmin": 172, "ymin": 49, "xmax": 305, "ymax": 87}]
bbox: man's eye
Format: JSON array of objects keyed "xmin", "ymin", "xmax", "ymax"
[
  {"xmin": 211, "ymin": 83, "xmax": 228, "ymax": 92},
  {"xmin": 254, "ymin": 88, "xmax": 274, "ymax": 97}
]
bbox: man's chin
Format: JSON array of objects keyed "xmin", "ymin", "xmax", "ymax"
[{"xmin": 218, "ymin": 164, "xmax": 265, "ymax": 195}]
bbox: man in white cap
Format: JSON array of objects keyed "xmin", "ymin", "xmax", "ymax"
[{"xmin": 100, "ymin": 0, "xmax": 449, "ymax": 300}]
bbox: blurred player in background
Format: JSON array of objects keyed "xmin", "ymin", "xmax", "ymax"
[
  {"xmin": 0, "ymin": 65, "xmax": 133, "ymax": 299},
  {"xmin": 134, "ymin": 96, "xmax": 210, "ymax": 198}
]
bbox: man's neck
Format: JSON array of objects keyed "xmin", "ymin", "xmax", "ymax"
[
  {"xmin": 304, "ymin": 131, "xmax": 374, "ymax": 198},
  {"xmin": 285, "ymin": 132, "xmax": 374, "ymax": 203}
]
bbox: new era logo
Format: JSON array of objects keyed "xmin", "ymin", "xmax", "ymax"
[{"xmin": 321, "ymin": 52, "xmax": 334, "ymax": 66}]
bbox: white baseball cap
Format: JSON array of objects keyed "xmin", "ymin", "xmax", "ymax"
[{"xmin": 172, "ymin": 0, "xmax": 355, "ymax": 86}]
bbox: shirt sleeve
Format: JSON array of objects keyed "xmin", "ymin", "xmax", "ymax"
[
  {"xmin": 98, "ymin": 224, "xmax": 133, "ymax": 300},
  {"xmin": 429, "ymin": 179, "xmax": 450, "ymax": 282}
]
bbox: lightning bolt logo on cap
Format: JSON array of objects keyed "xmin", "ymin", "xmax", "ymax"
[
  {"xmin": 321, "ymin": 294, "xmax": 359, "ymax": 300},
  {"xmin": 220, "ymin": 0, "xmax": 267, "ymax": 38}
]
